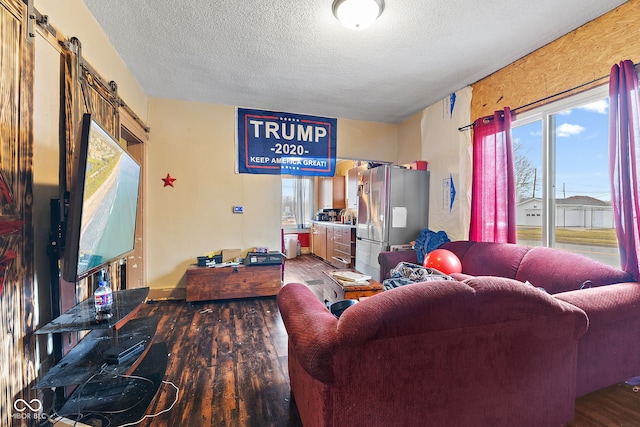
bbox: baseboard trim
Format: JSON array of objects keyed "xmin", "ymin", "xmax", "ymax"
[{"xmin": 148, "ymin": 287, "xmax": 186, "ymax": 301}]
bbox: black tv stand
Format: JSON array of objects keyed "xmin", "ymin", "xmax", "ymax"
[{"xmin": 35, "ymin": 287, "xmax": 167, "ymax": 423}]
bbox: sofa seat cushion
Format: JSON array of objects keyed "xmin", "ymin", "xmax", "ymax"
[
  {"xmin": 554, "ymin": 282, "xmax": 640, "ymax": 397},
  {"xmin": 515, "ymin": 247, "xmax": 634, "ymax": 294},
  {"xmin": 555, "ymin": 282, "xmax": 640, "ymax": 325},
  {"xmin": 450, "ymin": 272, "xmax": 474, "ymax": 281}
]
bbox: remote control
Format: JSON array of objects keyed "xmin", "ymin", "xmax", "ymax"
[{"xmin": 103, "ymin": 339, "xmax": 145, "ymax": 364}]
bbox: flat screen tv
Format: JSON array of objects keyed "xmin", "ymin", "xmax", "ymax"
[{"xmin": 62, "ymin": 113, "xmax": 141, "ymax": 283}]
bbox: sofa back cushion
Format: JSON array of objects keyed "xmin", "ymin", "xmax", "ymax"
[
  {"xmin": 338, "ymin": 275, "xmax": 587, "ymax": 343},
  {"xmin": 443, "ymin": 241, "xmax": 530, "ymax": 279},
  {"xmin": 440, "ymin": 240, "xmax": 476, "ymax": 262},
  {"xmin": 515, "ymin": 246, "xmax": 634, "ymax": 294}
]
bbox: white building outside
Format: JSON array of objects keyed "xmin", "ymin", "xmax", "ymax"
[{"xmin": 517, "ymin": 196, "xmax": 613, "ymax": 228}]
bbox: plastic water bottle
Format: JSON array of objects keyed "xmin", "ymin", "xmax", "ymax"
[{"xmin": 94, "ymin": 279, "xmax": 113, "ymax": 321}]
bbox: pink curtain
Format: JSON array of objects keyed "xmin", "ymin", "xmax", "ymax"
[
  {"xmin": 469, "ymin": 108, "xmax": 516, "ymax": 243},
  {"xmin": 609, "ymin": 60, "xmax": 640, "ymax": 280}
]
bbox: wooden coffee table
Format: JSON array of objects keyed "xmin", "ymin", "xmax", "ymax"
[
  {"xmin": 186, "ymin": 264, "xmax": 281, "ymax": 302},
  {"xmin": 322, "ymin": 270, "xmax": 383, "ymax": 303}
]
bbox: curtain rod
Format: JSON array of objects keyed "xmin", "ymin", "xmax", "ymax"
[{"xmin": 456, "ymin": 65, "xmax": 635, "ymax": 132}]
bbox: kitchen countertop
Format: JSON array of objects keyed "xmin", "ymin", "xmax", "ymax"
[{"xmin": 312, "ymin": 220, "xmax": 356, "ymax": 228}]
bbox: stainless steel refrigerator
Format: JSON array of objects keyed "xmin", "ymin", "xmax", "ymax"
[{"xmin": 355, "ymin": 165, "xmax": 430, "ymax": 281}]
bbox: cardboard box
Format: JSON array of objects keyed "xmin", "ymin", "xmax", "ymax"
[{"xmin": 222, "ymin": 248, "xmax": 242, "ymax": 262}]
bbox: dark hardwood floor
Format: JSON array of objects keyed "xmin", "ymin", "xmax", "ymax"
[{"xmin": 131, "ymin": 255, "xmax": 640, "ymax": 426}]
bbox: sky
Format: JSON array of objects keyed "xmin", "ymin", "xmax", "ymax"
[{"xmin": 512, "ymin": 98, "xmax": 611, "ymax": 201}]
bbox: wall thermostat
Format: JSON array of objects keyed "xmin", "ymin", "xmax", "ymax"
[{"xmin": 233, "ymin": 206, "xmax": 243, "ymax": 214}]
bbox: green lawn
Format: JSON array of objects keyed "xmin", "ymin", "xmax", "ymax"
[{"xmin": 517, "ymin": 227, "xmax": 618, "ymax": 247}]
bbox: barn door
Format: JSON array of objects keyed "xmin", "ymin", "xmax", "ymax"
[{"xmin": 0, "ymin": 0, "xmax": 35, "ymax": 424}]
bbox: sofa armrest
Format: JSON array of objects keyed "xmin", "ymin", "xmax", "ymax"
[
  {"xmin": 378, "ymin": 250, "xmax": 417, "ymax": 280},
  {"xmin": 554, "ymin": 282, "xmax": 640, "ymax": 325},
  {"xmin": 277, "ymin": 283, "xmax": 339, "ymax": 383}
]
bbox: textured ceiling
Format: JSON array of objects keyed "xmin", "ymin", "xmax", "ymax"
[{"xmin": 82, "ymin": 0, "xmax": 627, "ymax": 124}]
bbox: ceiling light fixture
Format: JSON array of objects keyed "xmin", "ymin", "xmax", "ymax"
[{"xmin": 332, "ymin": 0, "xmax": 384, "ymax": 30}]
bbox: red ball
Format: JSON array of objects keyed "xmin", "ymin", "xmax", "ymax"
[{"xmin": 423, "ymin": 249, "xmax": 462, "ymax": 274}]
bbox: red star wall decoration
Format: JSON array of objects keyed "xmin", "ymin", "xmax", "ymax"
[{"xmin": 162, "ymin": 173, "xmax": 176, "ymax": 187}]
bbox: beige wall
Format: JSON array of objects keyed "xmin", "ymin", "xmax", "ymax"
[
  {"xmin": 335, "ymin": 118, "xmax": 399, "ymax": 161},
  {"xmin": 397, "ymin": 112, "xmax": 423, "ymax": 165},
  {"xmin": 35, "ymin": 0, "xmax": 148, "ymax": 120},
  {"xmin": 146, "ymin": 99, "xmax": 279, "ymax": 292},
  {"xmin": 146, "ymin": 98, "xmax": 404, "ymax": 292},
  {"xmin": 32, "ymin": 34, "xmax": 62, "ymax": 328}
]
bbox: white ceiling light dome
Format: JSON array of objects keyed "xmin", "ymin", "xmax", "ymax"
[{"xmin": 332, "ymin": 0, "xmax": 385, "ymax": 30}]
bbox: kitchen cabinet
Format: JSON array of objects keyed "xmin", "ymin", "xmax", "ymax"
[
  {"xmin": 312, "ymin": 222, "xmax": 327, "ymax": 259},
  {"xmin": 326, "ymin": 225, "xmax": 335, "ymax": 264},
  {"xmin": 330, "ymin": 226, "xmax": 356, "ymax": 268},
  {"xmin": 312, "ymin": 222, "xmax": 356, "ymax": 269},
  {"xmin": 319, "ymin": 176, "xmax": 346, "ymax": 209}
]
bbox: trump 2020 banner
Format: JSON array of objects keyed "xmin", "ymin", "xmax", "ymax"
[{"xmin": 236, "ymin": 108, "xmax": 337, "ymax": 176}]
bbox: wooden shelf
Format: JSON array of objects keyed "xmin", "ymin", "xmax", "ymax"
[
  {"xmin": 34, "ymin": 316, "xmax": 157, "ymax": 389},
  {"xmin": 56, "ymin": 341, "xmax": 169, "ymax": 425},
  {"xmin": 36, "ymin": 287, "xmax": 149, "ymax": 334}
]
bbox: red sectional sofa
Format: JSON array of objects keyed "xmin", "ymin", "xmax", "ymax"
[
  {"xmin": 378, "ymin": 240, "xmax": 640, "ymax": 398},
  {"xmin": 278, "ymin": 247, "xmax": 591, "ymax": 426}
]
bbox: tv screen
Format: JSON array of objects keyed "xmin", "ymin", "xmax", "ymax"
[{"xmin": 62, "ymin": 114, "xmax": 141, "ymax": 283}]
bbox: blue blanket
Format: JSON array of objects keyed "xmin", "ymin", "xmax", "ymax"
[{"xmin": 414, "ymin": 229, "xmax": 451, "ymax": 263}]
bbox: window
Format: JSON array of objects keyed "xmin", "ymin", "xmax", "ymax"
[
  {"xmin": 512, "ymin": 85, "xmax": 619, "ymax": 267},
  {"xmin": 282, "ymin": 176, "xmax": 314, "ymax": 229}
]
